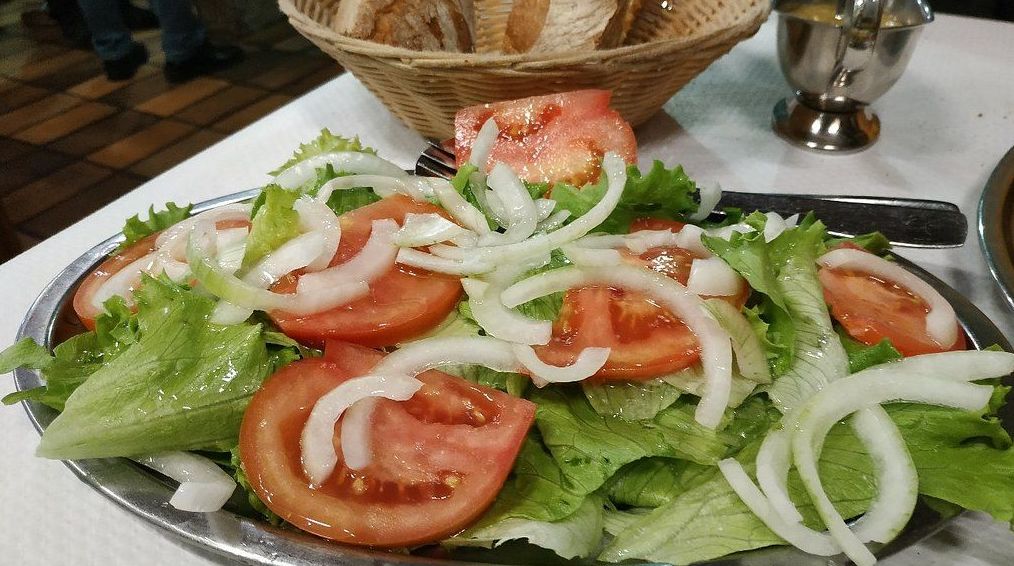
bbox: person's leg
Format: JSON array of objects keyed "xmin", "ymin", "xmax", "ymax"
[
  {"xmin": 76, "ymin": 0, "xmax": 133, "ymax": 60},
  {"xmin": 76, "ymin": 0, "xmax": 148, "ymax": 80},
  {"xmin": 148, "ymin": 0, "xmax": 205, "ymax": 63}
]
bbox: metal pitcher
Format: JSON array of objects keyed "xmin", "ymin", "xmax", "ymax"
[{"xmin": 772, "ymin": 0, "xmax": 934, "ymax": 152}]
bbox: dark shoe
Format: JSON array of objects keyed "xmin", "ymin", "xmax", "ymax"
[
  {"xmin": 164, "ymin": 42, "xmax": 244, "ymax": 84},
  {"xmin": 121, "ymin": 2, "xmax": 159, "ymax": 31},
  {"xmin": 103, "ymin": 42, "xmax": 149, "ymax": 81}
]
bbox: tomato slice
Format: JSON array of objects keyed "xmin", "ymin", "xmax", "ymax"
[
  {"xmin": 270, "ymin": 196, "xmax": 463, "ymax": 348},
  {"xmin": 454, "ymin": 90, "xmax": 637, "ymax": 186},
  {"xmin": 534, "ymin": 221, "xmax": 747, "ymax": 380},
  {"xmin": 820, "ymin": 266, "xmax": 967, "ymax": 356},
  {"xmin": 239, "ymin": 341, "xmax": 536, "ymax": 547},
  {"xmin": 72, "ymin": 219, "xmax": 251, "ymax": 330},
  {"xmin": 72, "ymin": 234, "xmax": 160, "ymax": 331}
]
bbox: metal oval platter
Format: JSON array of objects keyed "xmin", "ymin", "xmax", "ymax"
[
  {"xmin": 13, "ymin": 190, "xmax": 1011, "ymax": 566},
  {"xmin": 978, "ymin": 145, "xmax": 1014, "ymax": 311}
]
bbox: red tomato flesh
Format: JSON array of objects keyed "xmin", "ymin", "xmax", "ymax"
[
  {"xmin": 534, "ymin": 221, "xmax": 747, "ymax": 380},
  {"xmin": 454, "ymin": 90, "xmax": 637, "ymax": 186},
  {"xmin": 270, "ymin": 196, "xmax": 462, "ymax": 348},
  {"xmin": 820, "ymin": 266, "xmax": 967, "ymax": 356},
  {"xmin": 239, "ymin": 341, "xmax": 535, "ymax": 548}
]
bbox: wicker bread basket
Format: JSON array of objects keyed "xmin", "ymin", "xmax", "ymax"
[{"xmin": 278, "ymin": 0, "xmax": 770, "ymax": 138}]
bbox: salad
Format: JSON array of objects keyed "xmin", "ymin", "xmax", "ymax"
[{"xmin": 3, "ymin": 90, "xmax": 1014, "ymax": 566}]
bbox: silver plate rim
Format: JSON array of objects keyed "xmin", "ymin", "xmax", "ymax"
[
  {"xmin": 12, "ymin": 190, "xmax": 1011, "ymax": 566},
  {"xmin": 977, "ymin": 145, "xmax": 1014, "ymax": 312}
]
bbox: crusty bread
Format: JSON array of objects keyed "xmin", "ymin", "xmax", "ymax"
[
  {"xmin": 599, "ymin": 0, "xmax": 644, "ymax": 48},
  {"xmin": 333, "ymin": 0, "xmax": 473, "ymax": 52},
  {"xmin": 501, "ymin": 0, "xmax": 621, "ymax": 54}
]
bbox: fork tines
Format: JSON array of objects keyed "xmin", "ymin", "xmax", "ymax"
[{"xmin": 415, "ymin": 139, "xmax": 458, "ymax": 180}]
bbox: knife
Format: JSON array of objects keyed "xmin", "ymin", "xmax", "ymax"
[
  {"xmin": 715, "ymin": 192, "xmax": 968, "ymax": 248},
  {"xmin": 416, "ymin": 141, "xmax": 968, "ymax": 248}
]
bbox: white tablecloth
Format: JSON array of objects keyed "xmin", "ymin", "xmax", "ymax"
[{"xmin": 2, "ymin": 13, "xmax": 1012, "ymax": 566}]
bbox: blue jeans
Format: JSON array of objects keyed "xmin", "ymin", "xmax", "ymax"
[{"xmin": 77, "ymin": 0, "xmax": 206, "ymax": 63}]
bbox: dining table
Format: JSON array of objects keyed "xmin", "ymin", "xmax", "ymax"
[{"xmin": 1, "ymin": 11, "xmax": 1012, "ymax": 566}]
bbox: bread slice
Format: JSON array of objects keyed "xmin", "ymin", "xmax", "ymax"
[
  {"xmin": 501, "ymin": 0, "xmax": 622, "ymax": 54},
  {"xmin": 599, "ymin": 0, "xmax": 644, "ymax": 48},
  {"xmin": 333, "ymin": 0, "xmax": 473, "ymax": 52}
]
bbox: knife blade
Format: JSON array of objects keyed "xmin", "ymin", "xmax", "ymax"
[{"xmin": 716, "ymin": 192, "xmax": 968, "ymax": 248}]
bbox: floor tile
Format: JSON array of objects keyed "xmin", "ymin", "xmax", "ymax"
[
  {"xmin": 212, "ymin": 93, "xmax": 291, "ymax": 133},
  {"xmin": 27, "ymin": 53, "xmax": 105, "ymax": 91},
  {"xmin": 0, "ymin": 149, "xmax": 75, "ymax": 196},
  {"xmin": 244, "ymin": 21, "xmax": 300, "ymax": 46},
  {"xmin": 11, "ymin": 48, "xmax": 92, "ymax": 82},
  {"xmin": 99, "ymin": 73, "xmax": 172, "ymax": 109},
  {"xmin": 272, "ymin": 35, "xmax": 314, "ymax": 52},
  {"xmin": 0, "ymin": 34, "xmax": 33, "ymax": 57},
  {"xmin": 0, "ymin": 82, "xmax": 50, "ymax": 113},
  {"xmin": 281, "ymin": 64, "xmax": 341, "ymax": 96},
  {"xmin": 20, "ymin": 171, "xmax": 149, "ymax": 238},
  {"xmin": 0, "ymin": 76, "xmax": 16, "ymax": 93},
  {"xmin": 0, "ymin": 136, "xmax": 35, "ymax": 162},
  {"xmin": 249, "ymin": 54, "xmax": 329, "ymax": 90},
  {"xmin": 16, "ymin": 230, "xmax": 42, "ymax": 251},
  {"xmin": 12, "ymin": 101, "xmax": 117, "ymax": 144},
  {"xmin": 66, "ymin": 64, "xmax": 159, "ymax": 99},
  {"xmin": 3, "ymin": 161, "xmax": 113, "ymax": 223},
  {"xmin": 0, "ymin": 92, "xmax": 80, "ymax": 136},
  {"xmin": 134, "ymin": 77, "xmax": 230, "ymax": 117},
  {"xmin": 49, "ymin": 110, "xmax": 160, "ymax": 156},
  {"xmin": 211, "ymin": 49, "xmax": 289, "ymax": 83},
  {"xmin": 130, "ymin": 129, "xmax": 226, "ymax": 177},
  {"xmin": 87, "ymin": 119, "xmax": 195, "ymax": 168},
  {"xmin": 0, "ymin": 42, "xmax": 65, "ymax": 75},
  {"xmin": 174, "ymin": 84, "xmax": 267, "ymax": 126}
]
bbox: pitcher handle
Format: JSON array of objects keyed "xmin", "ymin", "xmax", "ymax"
[{"xmin": 828, "ymin": 0, "xmax": 884, "ymax": 97}]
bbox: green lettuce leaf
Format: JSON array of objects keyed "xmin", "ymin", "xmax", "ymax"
[
  {"xmin": 241, "ymin": 184, "xmax": 300, "ymax": 269},
  {"xmin": 580, "ymin": 378, "xmax": 681, "ymax": 420},
  {"xmin": 120, "ymin": 202, "xmax": 192, "ymax": 250},
  {"xmin": 705, "ymin": 214, "xmax": 849, "ymax": 413},
  {"xmin": 827, "ymin": 231, "xmax": 891, "ymax": 255},
  {"xmin": 605, "ymin": 457, "xmax": 695, "ymax": 508},
  {"xmin": 34, "ymin": 276, "xmax": 292, "ymax": 459},
  {"xmin": 230, "ymin": 446, "xmax": 283, "ymax": 525},
  {"xmin": 446, "ymin": 494, "xmax": 604, "ymax": 560},
  {"xmin": 551, "ymin": 160, "xmax": 699, "ymax": 234},
  {"xmin": 601, "ymin": 393, "xmax": 1014, "ymax": 564},
  {"xmin": 837, "ymin": 327, "xmax": 903, "ymax": 373},
  {"xmin": 269, "ymin": 129, "xmax": 375, "ymax": 176},
  {"xmin": 531, "ymin": 388, "xmax": 774, "ymax": 497}
]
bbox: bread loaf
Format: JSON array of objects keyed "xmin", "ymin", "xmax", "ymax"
[
  {"xmin": 333, "ymin": 0, "xmax": 473, "ymax": 52},
  {"xmin": 501, "ymin": 0, "xmax": 641, "ymax": 54}
]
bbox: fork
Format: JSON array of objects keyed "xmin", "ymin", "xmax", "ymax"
[{"xmin": 416, "ymin": 140, "xmax": 968, "ymax": 248}]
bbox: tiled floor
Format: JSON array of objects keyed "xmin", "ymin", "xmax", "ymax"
[{"xmin": 0, "ymin": 0, "xmax": 343, "ymax": 261}]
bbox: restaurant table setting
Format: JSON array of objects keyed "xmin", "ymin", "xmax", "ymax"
[{"xmin": 1, "ymin": 7, "xmax": 1013, "ymax": 566}]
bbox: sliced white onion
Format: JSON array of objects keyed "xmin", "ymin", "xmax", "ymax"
[
  {"xmin": 623, "ymin": 230, "xmax": 679, "ymax": 254},
  {"xmin": 789, "ymin": 371, "xmax": 992, "ymax": 566},
  {"xmin": 396, "ymin": 248, "xmax": 495, "ymax": 275},
  {"xmin": 561, "ymin": 244, "xmax": 623, "ymax": 267},
  {"xmin": 689, "ymin": 182, "xmax": 722, "ymax": 222},
  {"xmin": 477, "ymin": 163, "xmax": 539, "ymax": 245},
  {"xmin": 340, "ymin": 397, "xmax": 377, "ymax": 471},
  {"xmin": 708, "ymin": 222, "xmax": 755, "ymax": 241},
  {"xmin": 372, "ymin": 336, "xmax": 524, "ymax": 377},
  {"xmin": 396, "ymin": 213, "xmax": 476, "ymax": 248},
  {"xmin": 860, "ymin": 350, "xmax": 1014, "ymax": 382},
  {"xmin": 535, "ymin": 199, "xmax": 556, "ymax": 221},
  {"xmin": 273, "ymin": 152, "xmax": 406, "ymax": 190},
  {"xmin": 461, "ymin": 278, "xmax": 552, "ymax": 345},
  {"xmin": 686, "ymin": 257, "xmax": 743, "ymax": 297},
  {"xmin": 817, "ymin": 248, "xmax": 958, "ymax": 348},
  {"xmin": 294, "ymin": 197, "xmax": 341, "ymax": 272},
  {"xmin": 675, "ymin": 224, "xmax": 713, "ymax": 257},
  {"xmin": 469, "ymin": 118, "xmax": 500, "ymax": 168},
  {"xmin": 429, "ymin": 153, "xmax": 627, "ymax": 265},
  {"xmin": 301, "ymin": 374, "xmax": 423, "ymax": 487},
  {"xmin": 537, "ymin": 210, "xmax": 571, "ymax": 232},
  {"xmin": 214, "ymin": 227, "xmax": 249, "ymax": 274},
  {"xmin": 134, "ymin": 452, "xmax": 236, "ymax": 513},
  {"xmin": 154, "ymin": 202, "xmax": 252, "ymax": 255},
  {"xmin": 90, "ymin": 252, "xmax": 157, "ymax": 310},
  {"xmin": 297, "ymin": 219, "xmax": 398, "ymax": 295},
  {"xmin": 512, "ymin": 344, "xmax": 610, "ymax": 387},
  {"xmin": 572, "ymin": 234, "xmax": 628, "ymax": 249},
  {"xmin": 314, "ymin": 174, "xmax": 435, "ymax": 202},
  {"xmin": 434, "ymin": 182, "xmax": 492, "ymax": 235},
  {"xmin": 241, "ymin": 231, "xmax": 328, "ymax": 288},
  {"xmin": 188, "ymin": 220, "xmax": 369, "ymax": 314},
  {"xmin": 481, "ymin": 185, "xmax": 510, "ymax": 228},
  {"xmin": 501, "ymin": 264, "xmax": 732, "ymax": 429}
]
